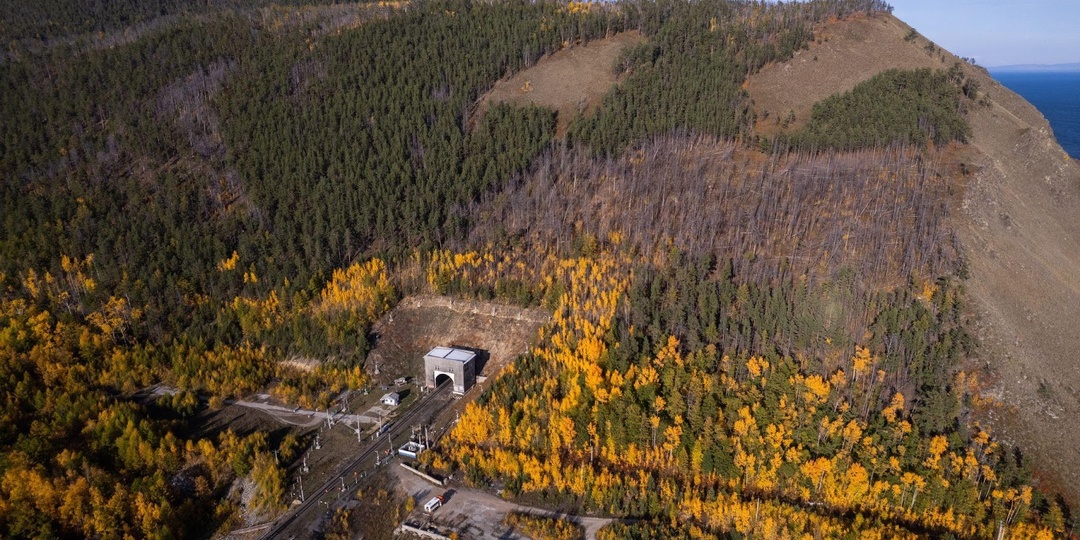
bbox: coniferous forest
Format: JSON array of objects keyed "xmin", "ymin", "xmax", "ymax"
[{"xmin": 0, "ymin": 0, "xmax": 1069, "ymax": 537}]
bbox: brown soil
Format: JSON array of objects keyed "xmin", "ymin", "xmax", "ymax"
[
  {"xmin": 748, "ymin": 13, "xmax": 1080, "ymax": 505},
  {"xmin": 365, "ymin": 295, "xmax": 550, "ymax": 385},
  {"xmin": 956, "ymin": 68, "xmax": 1080, "ymax": 507},
  {"xmin": 746, "ymin": 13, "xmax": 954, "ymax": 136},
  {"xmin": 474, "ymin": 31, "xmax": 645, "ymax": 137}
]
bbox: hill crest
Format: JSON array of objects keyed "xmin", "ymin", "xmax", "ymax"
[
  {"xmin": 472, "ymin": 31, "xmax": 646, "ymax": 137},
  {"xmin": 748, "ymin": 11, "xmax": 1080, "ymax": 504}
]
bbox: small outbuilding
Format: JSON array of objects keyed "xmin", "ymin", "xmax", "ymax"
[
  {"xmin": 381, "ymin": 392, "xmax": 400, "ymax": 406},
  {"xmin": 424, "ymin": 347, "xmax": 476, "ymax": 395},
  {"xmin": 398, "ymin": 441, "xmax": 426, "ymax": 459}
]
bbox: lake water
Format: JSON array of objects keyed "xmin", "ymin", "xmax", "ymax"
[{"xmin": 990, "ymin": 71, "xmax": 1080, "ymax": 160}]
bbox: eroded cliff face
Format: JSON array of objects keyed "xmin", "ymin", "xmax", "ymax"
[{"xmin": 746, "ymin": 12, "xmax": 1080, "ymax": 503}]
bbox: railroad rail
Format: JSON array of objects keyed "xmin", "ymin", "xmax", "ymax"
[{"xmin": 259, "ymin": 381, "xmax": 453, "ymax": 539}]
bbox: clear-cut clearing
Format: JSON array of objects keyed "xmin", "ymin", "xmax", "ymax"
[
  {"xmin": 474, "ymin": 31, "xmax": 645, "ymax": 136},
  {"xmin": 747, "ymin": 12, "xmax": 1080, "ymax": 503}
]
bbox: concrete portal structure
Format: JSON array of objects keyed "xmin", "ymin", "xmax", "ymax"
[{"xmin": 424, "ymin": 347, "xmax": 476, "ymax": 395}]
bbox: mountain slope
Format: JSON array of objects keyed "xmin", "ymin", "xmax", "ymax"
[
  {"xmin": 960, "ymin": 61, "xmax": 1080, "ymax": 504},
  {"xmin": 747, "ymin": 11, "xmax": 1080, "ymax": 504},
  {"xmin": 746, "ymin": 13, "xmax": 950, "ymax": 135},
  {"xmin": 0, "ymin": 1, "xmax": 1071, "ymax": 536},
  {"xmin": 474, "ymin": 30, "xmax": 646, "ymax": 137}
]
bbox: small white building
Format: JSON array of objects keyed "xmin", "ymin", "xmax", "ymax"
[
  {"xmin": 398, "ymin": 440, "xmax": 426, "ymax": 459},
  {"xmin": 381, "ymin": 392, "xmax": 400, "ymax": 406}
]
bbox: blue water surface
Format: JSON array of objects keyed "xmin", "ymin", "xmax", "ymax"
[{"xmin": 990, "ymin": 71, "xmax": 1080, "ymax": 160}]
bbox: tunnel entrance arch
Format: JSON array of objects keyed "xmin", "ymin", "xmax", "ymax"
[
  {"xmin": 424, "ymin": 347, "xmax": 477, "ymax": 395},
  {"xmin": 434, "ymin": 372, "xmax": 454, "ymax": 388}
]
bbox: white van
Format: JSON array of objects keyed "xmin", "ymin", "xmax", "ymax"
[{"xmin": 423, "ymin": 495, "xmax": 443, "ymax": 513}]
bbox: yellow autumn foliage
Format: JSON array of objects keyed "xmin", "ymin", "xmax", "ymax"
[{"xmin": 317, "ymin": 258, "xmax": 394, "ymax": 321}]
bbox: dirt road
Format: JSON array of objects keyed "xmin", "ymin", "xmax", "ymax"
[
  {"xmin": 229, "ymin": 395, "xmax": 399, "ymax": 428},
  {"xmin": 394, "ymin": 465, "xmax": 615, "ymax": 539}
]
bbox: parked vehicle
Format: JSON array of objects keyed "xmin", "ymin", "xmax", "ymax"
[{"xmin": 423, "ymin": 495, "xmax": 443, "ymax": 513}]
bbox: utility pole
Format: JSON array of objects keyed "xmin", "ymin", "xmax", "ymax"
[{"xmin": 297, "ymin": 475, "xmax": 305, "ymax": 502}]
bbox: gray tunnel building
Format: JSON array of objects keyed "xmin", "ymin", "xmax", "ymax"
[{"xmin": 424, "ymin": 346, "xmax": 476, "ymax": 395}]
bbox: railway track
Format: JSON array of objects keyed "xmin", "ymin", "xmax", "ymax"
[{"xmin": 259, "ymin": 381, "xmax": 453, "ymax": 539}]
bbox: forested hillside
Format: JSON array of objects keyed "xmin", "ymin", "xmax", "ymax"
[
  {"xmin": 0, "ymin": 0, "xmax": 626, "ymax": 535},
  {"xmin": 0, "ymin": 0, "xmax": 351, "ymax": 42},
  {"xmin": 0, "ymin": 0, "xmax": 1070, "ymax": 537},
  {"xmin": 780, "ymin": 66, "xmax": 976, "ymax": 151}
]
